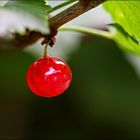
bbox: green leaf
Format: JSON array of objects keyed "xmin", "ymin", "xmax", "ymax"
[
  {"xmin": 0, "ymin": 0, "xmax": 52, "ymax": 34},
  {"xmin": 103, "ymin": 0, "xmax": 140, "ymax": 54},
  {"xmin": 112, "ymin": 24, "xmax": 140, "ymax": 55}
]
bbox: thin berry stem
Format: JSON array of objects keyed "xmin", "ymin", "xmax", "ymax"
[
  {"xmin": 59, "ymin": 25, "xmax": 113, "ymax": 40},
  {"xmin": 43, "ymin": 41, "xmax": 51, "ymax": 57},
  {"xmin": 44, "ymin": 44, "xmax": 48, "ymax": 57}
]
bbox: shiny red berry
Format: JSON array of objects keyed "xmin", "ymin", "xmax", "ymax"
[{"xmin": 26, "ymin": 56, "xmax": 72, "ymax": 98}]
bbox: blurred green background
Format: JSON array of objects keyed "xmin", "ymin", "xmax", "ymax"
[{"xmin": 1, "ymin": 35, "xmax": 140, "ymax": 139}]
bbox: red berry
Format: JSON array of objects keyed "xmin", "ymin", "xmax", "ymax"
[{"xmin": 26, "ymin": 56, "xmax": 72, "ymax": 98}]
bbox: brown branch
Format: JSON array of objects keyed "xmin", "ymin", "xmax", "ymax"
[
  {"xmin": 0, "ymin": 29, "xmax": 45, "ymax": 49},
  {"xmin": 49, "ymin": 0, "xmax": 106, "ymax": 34},
  {"xmin": 0, "ymin": 0, "xmax": 106, "ymax": 48}
]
